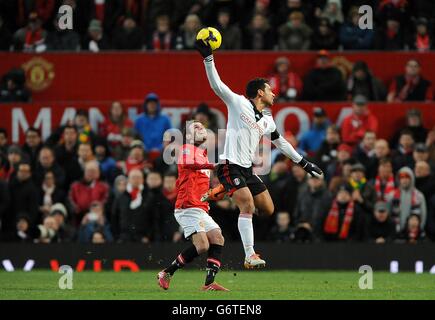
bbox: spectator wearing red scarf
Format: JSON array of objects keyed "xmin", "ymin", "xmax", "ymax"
[
  {"xmin": 119, "ymin": 140, "xmax": 152, "ymax": 175},
  {"xmin": 268, "ymin": 56, "xmax": 303, "ymax": 102},
  {"xmin": 148, "ymin": 15, "xmax": 175, "ymax": 51},
  {"xmin": 341, "ymin": 95, "xmax": 379, "ymax": 147},
  {"xmin": 13, "ymin": 12, "xmax": 47, "ymax": 52},
  {"xmin": 387, "ymin": 59, "xmax": 433, "ymax": 102},
  {"xmin": 370, "ymin": 158, "xmax": 395, "ymax": 202},
  {"xmin": 323, "ymin": 183, "xmax": 365, "ymax": 241}
]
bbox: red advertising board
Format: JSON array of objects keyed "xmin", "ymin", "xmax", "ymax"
[
  {"xmin": 1, "ymin": 51, "xmax": 435, "ymax": 102},
  {"xmin": 0, "ymin": 101, "xmax": 434, "ymax": 144}
]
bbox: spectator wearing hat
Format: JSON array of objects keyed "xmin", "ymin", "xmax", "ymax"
[
  {"xmin": 387, "ymin": 59, "xmax": 433, "ymax": 102},
  {"xmin": 21, "ymin": 127, "xmax": 42, "ymax": 169},
  {"xmin": 147, "ymin": 14, "xmax": 176, "ymax": 51},
  {"xmin": 340, "ymin": 95, "xmax": 379, "ymax": 147},
  {"xmin": 13, "ymin": 12, "xmax": 47, "ymax": 52},
  {"xmin": 214, "ymin": 9, "xmax": 242, "ymax": 50},
  {"xmin": 348, "ymin": 163, "xmax": 377, "ymax": 215},
  {"xmin": 370, "ymin": 158, "xmax": 395, "ymax": 202},
  {"xmin": 7, "ymin": 162, "xmax": 39, "ymax": 232},
  {"xmin": 299, "ymin": 107, "xmax": 330, "ymax": 155},
  {"xmin": 268, "ymin": 56, "xmax": 303, "ymax": 102},
  {"xmin": 391, "ymin": 129, "xmax": 415, "ymax": 172},
  {"xmin": 294, "ymin": 174, "xmax": 332, "ymax": 242},
  {"xmin": 68, "ymin": 160, "xmax": 109, "ymax": 225},
  {"xmin": 315, "ymin": 125, "xmax": 341, "ymax": 173},
  {"xmin": 390, "ymin": 108, "xmax": 428, "ymax": 148},
  {"xmin": 353, "ymin": 130, "xmax": 376, "ymax": 170},
  {"xmin": 365, "ymin": 201, "xmax": 396, "ymax": 243},
  {"xmin": 302, "ymin": 50, "xmax": 347, "ymax": 101},
  {"xmin": 81, "ymin": 19, "xmax": 111, "ymax": 52},
  {"xmin": 112, "ymin": 15, "xmax": 144, "ymax": 50},
  {"xmin": 408, "ymin": 17, "xmax": 433, "ymax": 52},
  {"xmin": 134, "ymin": 93, "xmax": 172, "ymax": 153},
  {"xmin": 347, "ymin": 61, "xmax": 386, "ymax": 101},
  {"xmin": 322, "ymin": 183, "xmax": 366, "ymax": 241},
  {"xmin": 387, "ymin": 167, "xmax": 426, "ymax": 233},
  {"xmin": 339, "ymin": 7, "xmax": 374, "ymax": 50},
  {"xmin": 38, "ymin": 170, "xmax": 66, "ymax": 218},
  {"xmin": 0, "ymin": 68, "xmax": 31, "ymax": 103},
  {"xmin": 326, "ymin": 143, "xmax": 353, "ymax": 183},
  {"xmin": 278, "ymin": 11, "xmax": 312, "ymax": 50},
  {"xmin": 49, "ymin": 203, "xmax": 75, "ymax": 242},
  {"xmin": 310, "ymin": 17, "xmax": 339, "ymax": 50}
]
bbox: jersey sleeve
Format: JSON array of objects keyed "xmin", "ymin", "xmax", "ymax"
[{"xmin": 204, "ymin": 56, "xmax": 239, "ymax": 106}]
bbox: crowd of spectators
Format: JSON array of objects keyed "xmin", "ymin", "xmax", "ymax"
[
  {"xmin": 0, "ymin": 94, "xmax": 434, "ymax": 245},
  {"xmin": 0, "ymin": 0, "xmax": 435, "ymax": 52}
]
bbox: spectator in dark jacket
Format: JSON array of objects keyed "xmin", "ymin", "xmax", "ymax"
[
  {"xmin": 323, "ymin": 183, "xmax": 366, "ymax": 241},
  {"xmin": 315, "ymin": 125, "xmax": 341, "ymax": 173},
  {"xmin": 365, "ymin": 201, "xmax": 396, "ymax": 243},
  {"xmin": 302, "ymin": 50, "xmax": 346, "ymax": 101},
  {"xmin": 387, "ymin": 59, "xmax": 433, "ymax": 102},
  {"xmin": 348, "ymin": 163, "xmax": 377, "ymax": 215},
  {"xmin": 7, "ymin": 162, "xmax": 39, "ymax": 231},
  {"xmin": 0, "ymin": 68, "xmax": 31, "ymax": 103},
  {"xmin": 267, "ymin": 211, "xmax": 293, "ymax": 243},
  {"xmin": 134, "ymin": 93, "xmax": 172, "ymax": 152},
  {"xmin": 45, "ymin": 13, "xmax": 80, "ymax": 51},
  {"xmin": 353, "ymin": 130, "xmax": 376, "ymax": 171},
  {"xmin": 112, "ymin": 16, "xmax": 144, "ymax": 50},
  {"xmin": 21, "ymin": 127, "xmax": 42, "ymax": 169},
  {"xmin": 366, "ymin": 139, "xmax": 391, "ymax": 180},
  {"xmin": 396, "ymin": 213, "xmax": 425, "ymax": 243},
  {"xmin": 278, "ymin": 11, "xmax": 312, "ymax": 50},
  {"xmin": 390, "ymin": 108, "xmax": 428, "ymax": 148},
  {"xmin": 414, "ymin": 160, "xmax": 435, "ymax": 204},
  {"xmin": 13, "ymin": 12, "xmax": 47, "ymax": 52},
  {"xmin": 347, "ymin": 61, "xmax": 386, "ymax": 101},
  {"xmin": 0, "ymin": 15, "xmax": 12, "ymax": 51},
  {"xmin": 215, "ymin": 9, "xmax": 242, "ymax": 50},
  {"xmin": 374, "ymin": 16, "xmax": 405, "ymax": 50},
  {"xmin": 175, "ymin": 14, "xmax": 202, "ymax": 50},
  {"xmin": 49, "ymin": 203, "xmax": 75, "ymax": 242},
  {"xmin": 392, "ymin": 129, "xmax": 415, "ymax": 172},
  {"xmin": 294, "ymin": 175, "xmax": 331, "ymax": 242},
  {"xmin": 339, "ymin": 7, "xmax": 374, "ymax": 50},
  {"xmin": 33, "ymin": 146, "xmax": 66, "ymax": 188},
  {"xmin": 310, "ymin": 17, "xmax": 339, "ymax": 50},
  {"xmin": 112, "ymin": 168, "xmax": 150, "ymax": 242},
  {"xmin": 242, "ymin": 13, "xmax": 275, "ymax": 50}
]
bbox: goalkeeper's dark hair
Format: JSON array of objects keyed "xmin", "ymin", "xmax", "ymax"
[{"xmin": 246, "ymin": 78, "xmax": 269, "ymax": 99}]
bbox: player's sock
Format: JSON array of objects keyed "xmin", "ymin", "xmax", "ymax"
[
  {"xmin": 238, "ymin": 213, "xmax": 255, "ymax": 258},
  {"xmin": 205, "ymin": 244, "xmax": 223, "ymax": 285},
  {"xmin": 164, "ymin": 245, "xmax": 199, "ymax": 275}
]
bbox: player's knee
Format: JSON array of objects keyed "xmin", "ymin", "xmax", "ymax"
[
  {"xmin": 214, "ymin": 233, "xmax": 224, "ymax": 246},
  {"xmin": 195, "ymin": 239, "xmax": 210, "ymax": 254}
]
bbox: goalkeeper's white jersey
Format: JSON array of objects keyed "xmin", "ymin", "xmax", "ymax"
[{"xmin": 204, "ymin": 56, "xmax": 277, "ymax": 168}]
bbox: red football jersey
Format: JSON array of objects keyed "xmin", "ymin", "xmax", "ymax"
[{"xmin": 175, "ymin": 144, "xmax": 214, "ymax": 213}]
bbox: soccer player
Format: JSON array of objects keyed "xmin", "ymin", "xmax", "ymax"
[
  {"xmin": 157, "ymin": 120, "xmax": 229, "ymax": 292},
  {"xmin": 195, "ymin": 39, "xmax": 323, "ymax": 269}
]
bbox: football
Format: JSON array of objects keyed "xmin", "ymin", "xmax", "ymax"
[{"xmin": 196, "ymin": 27, "xmax": 222, "ymax": 51}]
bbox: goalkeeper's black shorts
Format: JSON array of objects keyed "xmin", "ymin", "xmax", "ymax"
[{"xmin": 216, "ymin": 160, "xmax": 266, "ymax": 196}]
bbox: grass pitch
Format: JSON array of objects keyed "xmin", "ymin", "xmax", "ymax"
[{"xmin": 1, "ymin": 270, "xmax": 434, "ymax": 300}]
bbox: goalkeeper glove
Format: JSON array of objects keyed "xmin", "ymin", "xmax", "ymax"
[
  {"xmin": 298, "ymin": 158, "xmax": 323, "ymax": 178},
  {"xmin": 194, "ymin": 39, "xmax": 212, "ymax": 59}
]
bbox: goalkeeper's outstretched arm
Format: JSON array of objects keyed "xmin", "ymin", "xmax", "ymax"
[{"xmin": 195, "ymin": 40, "xmax": 238, "ymax": 105}]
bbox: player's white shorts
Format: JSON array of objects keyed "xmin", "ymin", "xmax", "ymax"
[{"xmin": 174, "ymin": 207, "xmax": 220, "ymax": 239}]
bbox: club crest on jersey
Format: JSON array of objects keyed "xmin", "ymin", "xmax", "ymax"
[{"xmin": 233, "ymin": 178, "xmax": 241, "ymax": 186}]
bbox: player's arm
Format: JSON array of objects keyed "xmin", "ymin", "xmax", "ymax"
[
  {"xmin": 194, "ymin": 39, "xmax": 237, "ymax": 105},
  {"xmin": 270, "ymin": 130, "xmax": 323, "ymax": 178}
]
